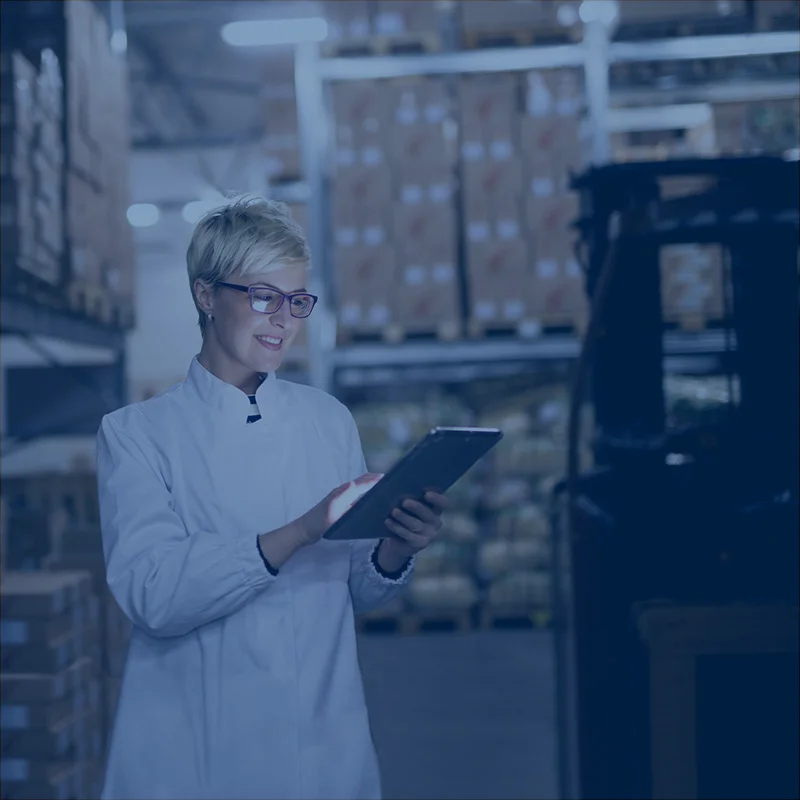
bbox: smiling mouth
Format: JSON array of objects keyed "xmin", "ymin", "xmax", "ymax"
[{"xmin": 255, "ymin": 335, "xmax": 283, "ymax": 349}]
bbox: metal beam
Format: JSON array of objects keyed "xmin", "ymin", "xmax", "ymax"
[{"xmin": 131, "ymin": 129, "xmax": 264, "ymax": 151}]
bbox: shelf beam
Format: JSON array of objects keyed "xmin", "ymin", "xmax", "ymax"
[{"xmin": 1, "ymin": 297, "xmax": 125, "ymax": 350}]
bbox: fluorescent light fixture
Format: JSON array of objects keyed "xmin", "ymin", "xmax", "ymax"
[
  {"xmin": 127, "ymin": 203, "xmax": 160, "ymax": 227},
  {"xmin": 221, "ymin": 17, "xmax": 328, "ymax": 48},
  {"xmin": 182, "ymin": 197, "xmax": 224, "ymax": 225}
]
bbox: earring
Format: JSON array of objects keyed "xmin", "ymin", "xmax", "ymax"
[{"xmin": 207, "ymin": 313, "xmax": 213, "ymax": 321}]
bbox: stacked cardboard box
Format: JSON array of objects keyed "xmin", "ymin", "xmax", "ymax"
[
  {"xmin": 713, "ymin": 100, "xmax": 800, "ymax": 156},
  {"xmin": 661, "ymin": 244, "xmax": 725, "ymax": 326},
  {"xmin": 6, "ymin": 0, "xmax": 134, "ymax": 330},
  {"xmin": 332, "ymin": 78, "xmax": 459, "ymax": 339},
  {"xmin": 460, "ymin": 0, "xmax": 570, "ymax": 41},
  {"xmin": 459, "ymin": 74, "xmax": 531, "ymax": 335},
  {"xmin": 388, "ymin": 79, "xmax": 460, "ymax": 337},
  {"xmin": 754, "ymin": 0, "xmax": 800, "ymax": 31},
  {"xmin": 616, "ymin": 0, "xmax": 748, "ymax": 32},
  {"xmin": 0, "ymin": 571, "xmax": 104, "ymax": 799},
  {"xmin": 263, "ymin": 93, "xmax": 300, "ymax": 182},
  {"xmin": 0, "ymin": 50, "xmax": 58, "ymax": 293},
  {"xmin": 520, "ymin": 69, "xmax": 586, "ymax": 331}
]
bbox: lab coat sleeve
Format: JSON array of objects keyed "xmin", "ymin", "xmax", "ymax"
[
  {"xmin": 342, "ymin": 410, "xmax": 414, "ymax": 615},
  {"xmin": 97, "ymin": 413, "xmax": 278, "ymax": 638}
]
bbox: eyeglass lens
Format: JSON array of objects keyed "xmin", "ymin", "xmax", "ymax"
[{"xmin": 250, "ymin": 289, "xmax": 315, "ymax": 318}]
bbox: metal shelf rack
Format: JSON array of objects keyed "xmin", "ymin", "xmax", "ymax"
[{"xmin": 293, "ymin": 29, "xmax": 800, "ymax": 394}]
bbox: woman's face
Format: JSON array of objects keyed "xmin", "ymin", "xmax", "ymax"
[{"xmin": 198, "ymin": 263, "xmax": 309, "ymax": 383}]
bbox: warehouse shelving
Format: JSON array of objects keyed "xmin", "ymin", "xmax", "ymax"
[{"xmin": 293, "ymin": 29, "xmax": 799, "ymax": 394}]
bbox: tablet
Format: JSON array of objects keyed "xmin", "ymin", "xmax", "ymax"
[{"xmin": 324, "ymin": 426, "xmax": 503, "ymax": 541}]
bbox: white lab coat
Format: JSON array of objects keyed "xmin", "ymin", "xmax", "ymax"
[{"xmin": 97, "ymin": 357, "xmax": 413, "ymax": 800}]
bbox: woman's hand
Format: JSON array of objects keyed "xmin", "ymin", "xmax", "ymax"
[
  {"xmin": 382, "ymin": 491, "xmax": 449, "ymax": 561},
  {"xmin": 299, "ymin": 473, "xmax": 383, "ymax": 545}
]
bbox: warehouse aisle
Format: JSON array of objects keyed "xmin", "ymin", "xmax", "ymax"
[{"xmin": 357, "ymin": 630, "xmax": 558, "ymax": 800}]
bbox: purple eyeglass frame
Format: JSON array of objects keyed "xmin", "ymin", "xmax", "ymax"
[{"xmin": 215, "ymin": 282, "xmax": 318, "ymax": 318}]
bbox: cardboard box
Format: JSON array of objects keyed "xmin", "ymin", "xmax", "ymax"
[
  {"xmin": 332, "ymin": 81, "xmax": 391, "ymax": 164},
  {"xmin": 463, "ymin": 158, "xmax": 524, "ymax": 242},
  {"xmin": 394, "ymin": 162, "xmax": 455, "ymax": 207},
  {"xmin": 524, "ymin": 68, "xmax": 583, "ymax": 119},
  {"xmin": 263, "ymin": 97, "xmax": 300, "ymax": 178},
  {"xmin": 324, "ymin": 0, "xmax": 372, "ymax": 40},
  {"xmin": 466, "ymin": 238, "xmax": 533, "ymax": 328},
  {"xmin": 520, "ymin": 115, "xmax": 582, "ymax": 190},
  {"xmin": 617, "ymin": 0, "xmax": 747, "ymax": 24},
  {"xmin": 394, "ymin": 265, "xmax": 461, "ymax": 335},
  {"xmin": 393, "ymin": 202, "xmax": 457, "ymax": 266},
  {"xmin": 390, "ymin": 122, "xmax": 453, "ymax": 168},
  {"xmin": 754, "ymin": 0, "xmax": 800, "ymax": 31},
  {"xmin": 460, "ymin": 0, "xmax": 560, "ymax": 33},
  {"xmin": 660, "ymin": 244, "xmax": 724, "ymax": 321},
  {"xmin": 459, "ymin": 75, "xmax": 519, "ymax": 161},
  {"xmin": 331, "ymin": 165, "xmax": 394, "ymax": 245},
  {"xmin": 374, "ymin": 1, "xmax": 440, "ymax": 35},
  {"xmin": 389, "ymin": 78, "xmax": 451, "ymax": 128},
  {"xmin": 335, "ymin": 243, "xmax": 397, "ymax": 332}
]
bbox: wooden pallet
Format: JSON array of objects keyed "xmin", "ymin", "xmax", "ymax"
[
  {"xmin": 616, "ymin": 14, "xmax": 750, "ymax": 42},
  {"xmin": 462, "ymin": 27, "xmax": 580, "ymax": 51},
  {"xmin": 480, "ymin": 606, "xmax": 552, "ymax": 631},
  {"xmin": 323, "ymin": 32, "xmax": 442, "ymax": 58},
  {"xmin": 356, "ymin": 608, "xmax": 473, "ymax": 635},
  {"xmin": 338, "ymin": 321, "xmax": 462, "ymax": 346},
  {"xmin": 663, "ymin": 315, "xmax": 726, "ymax": 333},
  {"xmin": 467, "ymin": 315, "xmax": 587, "ymax": 341}
]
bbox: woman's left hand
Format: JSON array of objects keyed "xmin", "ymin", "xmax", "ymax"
[{"xmin": 383, "ymin": 491, "xmax": 449, "ymax": 558}]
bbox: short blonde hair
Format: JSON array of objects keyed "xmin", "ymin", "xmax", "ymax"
[{"xmin": 187, "ymin": 194, "xmax": 310, "ymax": 335}]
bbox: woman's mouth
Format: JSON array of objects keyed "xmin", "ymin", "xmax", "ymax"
[{"xmin": 255, "ymin": 335, "xmax": 283, "ymax": 351}]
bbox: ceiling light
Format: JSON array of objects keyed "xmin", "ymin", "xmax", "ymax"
[
  {"xmin": 127, "ymin": 203, "xmax": 160, "ymax": 227},
  {"xmin": 221, "ymin": 18, "xmax": 328, "ymax": 48},
  {"xmin": 182, "ymin": 197, "xmax": 224, "ymax": 225}
]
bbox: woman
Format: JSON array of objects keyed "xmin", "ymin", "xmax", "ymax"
[{"xmin": 97, "ymin": 196, "xmax": 447, "ymax": 800}]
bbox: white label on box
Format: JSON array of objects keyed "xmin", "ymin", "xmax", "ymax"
[
  {"xmin": 503, "ymin": 299, "xmax": 526, "ymax": 321},
  {"xmin": 432, "ymin": 263, "xmax": 455, "ymax": 284},
  {"xmin": 404, "ymin": 266, "xmax": 427, "ymax": 286},
  {"xmin": 368, "ymin": 305, "xmax": 390, "ymax": 326},
  {"xmin": 565, "ymin": 258, "xmax": 581, "ymax": 278},
  {"xmin": 537, "ymin": 259, "xmax": 559, "ymax": 279},
  {"xmin": 475, "ymin": 300, "xmax": 497, "ymax": 321},
  {"xmin": 489, "ymin": 140, "xmax": 513, "ymax": 161},
  {"xmin": 0, "ymin": 759, "xmax": 29, "ymax": 782},
  {"xmin": 531, "ymin": 177, "xmax": 555, "ymax": 198},
  {"xmin": 424, "ymin": 104, "xmax": 447, "ymax": 124},
  {"xmin": 396, "ymin": 106, "xmax": 419, "ymax": 126},
  {"xmin": 360, "ymin": 147, "xmax": 383, "ymax": 166},
  {"xmin": 336, "ymin": 228, "xmax": 358, "ymax": 247},
  {"xmin": 362, "ymin": 226, "xmax": 385, "ymax": 246},
  {"xmin": 401, "ymin": 185, "xmax": 424, "ymax": 205},
  {"xmin": 0, "ymin": 706, "xmax": 29, "ymax": 730},
  {"xmin": 468, "ymin": 221, "xmax": 491, "ymax": 242},
  {"xmin": 461, "ymin": 141, "xmax": 485, "ymax": 162},
  {"xmin": 428, "ymin": 183, "xmax": 451, "ymax": 204},
  {"xmin": 497, "ymin": 219, "xmax": 520, "ymax": 240},
  {"xmin": 0, "ymin": 620, "xmax": 28, "ymax": 645},
  {"xmin": 527, "ymin": 74, "xmax": 554, "ymax": 117},
  {"xmin": 340, "ymin": 303, "xmax": 362, "ymax": 325}
]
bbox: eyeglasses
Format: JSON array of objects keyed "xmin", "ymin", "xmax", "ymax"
[{"xmin": 215, "ymin": 282, "xmax": 318, "ymax": 319}]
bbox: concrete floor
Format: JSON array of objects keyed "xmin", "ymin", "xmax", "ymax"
[{"xmin": 357, "ymin": 630, "xmax": 559, "ymax": 800}]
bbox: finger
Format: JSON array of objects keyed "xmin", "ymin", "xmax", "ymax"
[
  {"xmin": 423, "ymin": 492, "xmax": 449, "ymax": 512},
  {"xmin": 391, "ymin": 507, "xmax": 426, "ymax": 533},
  {"xmin": 401, "ymin": 499, "xmax": 438, "ymax": 524},
  {"xmin": 384, "ymin": 518, "xmax": 428, "ymax": 546}
]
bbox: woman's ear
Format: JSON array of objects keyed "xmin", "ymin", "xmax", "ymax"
[{"xmin": 194, "ymin": 279, "xmax": 214, "ymax": 317}]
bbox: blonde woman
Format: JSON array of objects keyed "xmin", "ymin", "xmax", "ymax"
[{"xmin": 97, "ymin": 196, "xmax": 447, "ymax": 799}]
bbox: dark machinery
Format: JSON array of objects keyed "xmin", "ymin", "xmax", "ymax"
[{"xmin": 552, "ymin": 157, "xmax": 800, "ymax": 800}]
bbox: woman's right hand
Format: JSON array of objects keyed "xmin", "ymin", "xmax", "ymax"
[{"xmin": 299, "ymin": 473, "xmax": 383, "ymax": 545}]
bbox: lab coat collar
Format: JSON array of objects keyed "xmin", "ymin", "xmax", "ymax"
[{"xmin": 186, "ymin": 356, "xmax": 278, "ymax": 420}]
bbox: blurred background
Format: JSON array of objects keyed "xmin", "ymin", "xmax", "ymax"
[{"xmin": 0, "ymin": 1, "xmax": 798, "ymax": 799}]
